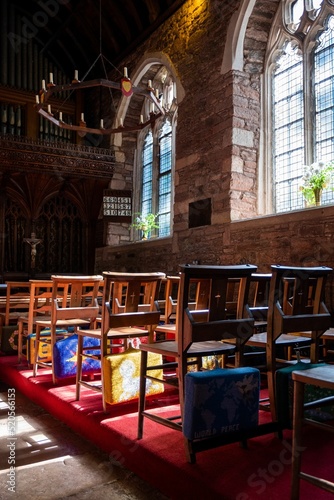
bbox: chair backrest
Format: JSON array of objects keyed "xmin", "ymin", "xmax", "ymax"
[
  {"xmin": 102, "ymin": 271, "xmax": 165, "ymax": 313},
  {"xmin": 101, "ymin": 271, "xmax": 165, "ymax": 343},
  {"xmin": 25, "ymin": 280, "xmax": 53, "ymax": 333},
  {"xmin": 2, "ymin": 281, "xmax": 31, "ymax": 325},
  {"xmin": 160, "ymin": 275, "xmax": 210, "ymax": 324},
  {"xmin": 267, "ymin": 265, "xmax": 332, "ymax": 343},
  {"xmin": 251, "ymin": 273, "xmax": 271, "ymax": 307},
  {"xmin": 51, "ymin": 275, "xmax": 102, "ymax": 322},
  {"xmin": 163, "ymin": 275, "xmax": 180, "ymax": 321},
  {"xmin": 177, "ymin": 264, "xmax": 257, "ymax": 383},
  {"xmin": 249, "ymin": 273, "xmax": 271, "ymax": 324}
]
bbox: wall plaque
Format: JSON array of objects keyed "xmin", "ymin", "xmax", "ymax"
[{"xmin": 103, "ymin": 189, "xmax": 132, "ymax": 222}]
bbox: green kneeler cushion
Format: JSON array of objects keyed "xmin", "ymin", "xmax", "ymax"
[{"xmin": 276, "ymin": 361, "xmax": 334, "ymax": 428}]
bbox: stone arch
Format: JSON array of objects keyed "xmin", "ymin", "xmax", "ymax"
[
  {"xmin": 221, "ymin": 0, "xmax": 280, "ymax": 75},
  {"xmin": 110, "ymin": 51, "xmax": 183, "ymax": 149},
  {"xmin": 221, "ymin": 0, "xmax": 257, "ymax": 74},
  {"xmin": 220, "ymin": 0, "xmax": 280, "ymax": 218}
]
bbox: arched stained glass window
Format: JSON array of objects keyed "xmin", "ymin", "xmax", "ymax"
[
  {"xmin": 135, "ymin": 66, "xmax": 176, "ymax": 240},
  {"xmin": 268, "ymin": 0, "xmax": 334, "ymax": 212},
  {"xmin": 139, "ymin": 120, "xmax": 172, "ymax": 238}
]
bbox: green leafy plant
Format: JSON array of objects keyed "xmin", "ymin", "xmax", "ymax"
[
  {"xmin": 131, "ymin": 212, "xmax": 159, "ymax": 239},
  {"xmin": 299, "ymin": 160, "xmax": 334, "ymax": 205}
]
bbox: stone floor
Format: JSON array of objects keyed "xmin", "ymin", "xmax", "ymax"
[{"xmin": 0, "ymin": 382, "xmax": 168, "ymax": 500}]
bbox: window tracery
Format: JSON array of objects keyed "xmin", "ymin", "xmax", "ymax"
[{"xmin": 266, "ymin": 0, "xmax": 334, "ymax": 212}]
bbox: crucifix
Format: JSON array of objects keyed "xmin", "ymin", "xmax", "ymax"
[{"xmin": 24, "ymin": 232, "xmax": 42, "ymax": 269}]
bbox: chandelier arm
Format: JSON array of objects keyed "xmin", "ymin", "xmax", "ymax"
[
  {"xmin": 40, "ymin": 79, "xmax": 162, "ymax": 101},
  {"xmin": 36, "ymin": 107, "xmax": 162, "ymax": 135}
]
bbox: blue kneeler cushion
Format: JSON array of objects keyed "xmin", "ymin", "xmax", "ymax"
[
  {"xmin": 53, "ymin": 334, "xmax": 101, "ymax": 379},
  {"xmin": 183, "ymin": 367, "xmax": 260, "ymax": 440}
]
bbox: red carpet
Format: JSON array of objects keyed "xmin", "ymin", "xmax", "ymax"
[{"xmin": 1, "ymin": 355, "xmax": 334, "ymax": 499}]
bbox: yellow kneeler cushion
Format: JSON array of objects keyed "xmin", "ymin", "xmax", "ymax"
[{"xmin": 103, "ymin": 348, "xmax": 164, "ymax": 404}]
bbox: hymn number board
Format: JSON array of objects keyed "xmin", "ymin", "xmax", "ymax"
[{"xmin": 103, "ymin": 190, "xmax": 132, "ymax": 222}]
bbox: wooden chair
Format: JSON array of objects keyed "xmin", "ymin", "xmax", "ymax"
[
  {"xmin": 17, "ymin": 280, "xmax": 53, "ymax": 365},
  {"xmin": 291, "ymin": 365, "xmax": 334, "ymax": 499},
  {"xmin": 138, "ymin": 264, "xmax": 264, "ymax": 462},
  {"xmin": 0, "ymin": 281, "xmax": 30, "ymax": 327},
  {"xmin": 75, "ymin": 271, "xmax": 165, "ymax": 411},
  {"xmin": 248, "ymin": 265, "xmax": 332, "ymax": 421},
  {"xmin": 33, "ymin": 275, "xmax": 102, "ymax": 384}
]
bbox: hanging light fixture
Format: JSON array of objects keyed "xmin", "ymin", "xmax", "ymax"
[
  {"xmin": 35, "ymin": 70, "xmax": 164, "ymax": 136},
  {"xmin": 34, "ymin": 0, "xmax": 165, "ymax": 136}
]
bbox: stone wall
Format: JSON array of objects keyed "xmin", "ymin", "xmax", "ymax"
[
  {"xmin": 95, "ymin": 0, "xmax": 334, "ymax": 312},
  {"xmin": 96, "ymin": 205, "xmax": 334, "ymax": 271}
]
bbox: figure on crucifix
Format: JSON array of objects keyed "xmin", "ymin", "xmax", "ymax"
[{"xmin": 24, "ymin": 232, "xmax": 42, "ymax": 269}]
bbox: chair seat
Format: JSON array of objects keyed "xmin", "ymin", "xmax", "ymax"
[
  {"xmin": 19, "ymin": 313, "xmax": 51, "ymax": 323},
  {"xmin": 246, "ymin": 332, "xmax": 311, "ymax": 346},
  {"xmin": 322, "ymin": 327, "xmax": 334, "ymax": 338},
  {"xmin": 77, "ymin": 327, "xmax": 101, "ymax": 339},
  {"xmin": 155, "ymin": 324, "xmax": 176, "ymax": 334},
  {"xmin": 7, "ymin": 311, "xmax": 29, "ymax": 322},
  {"xmin": 35, "ymin": 318, "xmax": 92, "ymax": 328},
  {"xmin": 107, "ymin": 326, "xmax": 148, "ymax": 339},
  {"xmin": 140, "ymin": 339, "xmax": 236, "ymax": 357}
]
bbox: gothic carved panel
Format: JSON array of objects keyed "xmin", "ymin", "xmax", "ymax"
[{"xmin": 0, "ymin": 135, "xmax": 115, "ymax": 178}]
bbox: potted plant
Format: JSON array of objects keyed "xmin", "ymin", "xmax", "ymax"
[
  {"xmin": 300, "ymin": 160, "xmax": 334, "ymax": 206},
  {"xmin": 131, "ymin": 212, "xmax": 159, "ymax": 239}
]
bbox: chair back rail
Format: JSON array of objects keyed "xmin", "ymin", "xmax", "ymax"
[{"xmin": 105, "ymin": 304, "xmax": 160, "ymax": 329}]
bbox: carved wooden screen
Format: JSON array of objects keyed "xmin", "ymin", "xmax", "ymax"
[
  {"xmin": 4, "ymin": 195, "xmax": 85, "ymax": 275},
  {"xmin": 4, "ymin": 202, "xmax": 26, "ymax": 274}
]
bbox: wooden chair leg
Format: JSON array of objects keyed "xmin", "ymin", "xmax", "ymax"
[
  {"xmin": 51, "ymin": 325, "xmax": 57, "ymax": 384},
  {"xmin": 17, "ymin": 321, "xmax": 23, "ymax": 364},
  {"xmin": 310, "ymin": 331, "xmax": 320, "ymax": 363},
  {"xmin": 184, "ymin": 436, "xmax": 196, "ymax": 464},
  {"xmin": 102, "ymin": 375, "xmax": 108, "ymax": 413},
  {"xmin": 266, "ymin": 342, "xmax": 278, "ymax": 421},
  {"xmin": 33, "ymin": 326, "xmax": 41, "ymax": 377},
  {"xmin": 137, "ymin": 350, "xmax": 148, "ymax": 439},
  {"xmin": 75, "ymin": 333, "xmax": 84, "ymax": 400},
  {"xmin": 291, "ymin": 380, "xmax": 305, "ymax": 499}
]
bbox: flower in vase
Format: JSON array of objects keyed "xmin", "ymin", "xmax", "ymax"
[
  {"xmin": 131, "ymin": 212, "xmax": 159, "ymax": 239},
  {"xmin": 299, "ymin": 160, "xmax": 334, "ymax": 205}
]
